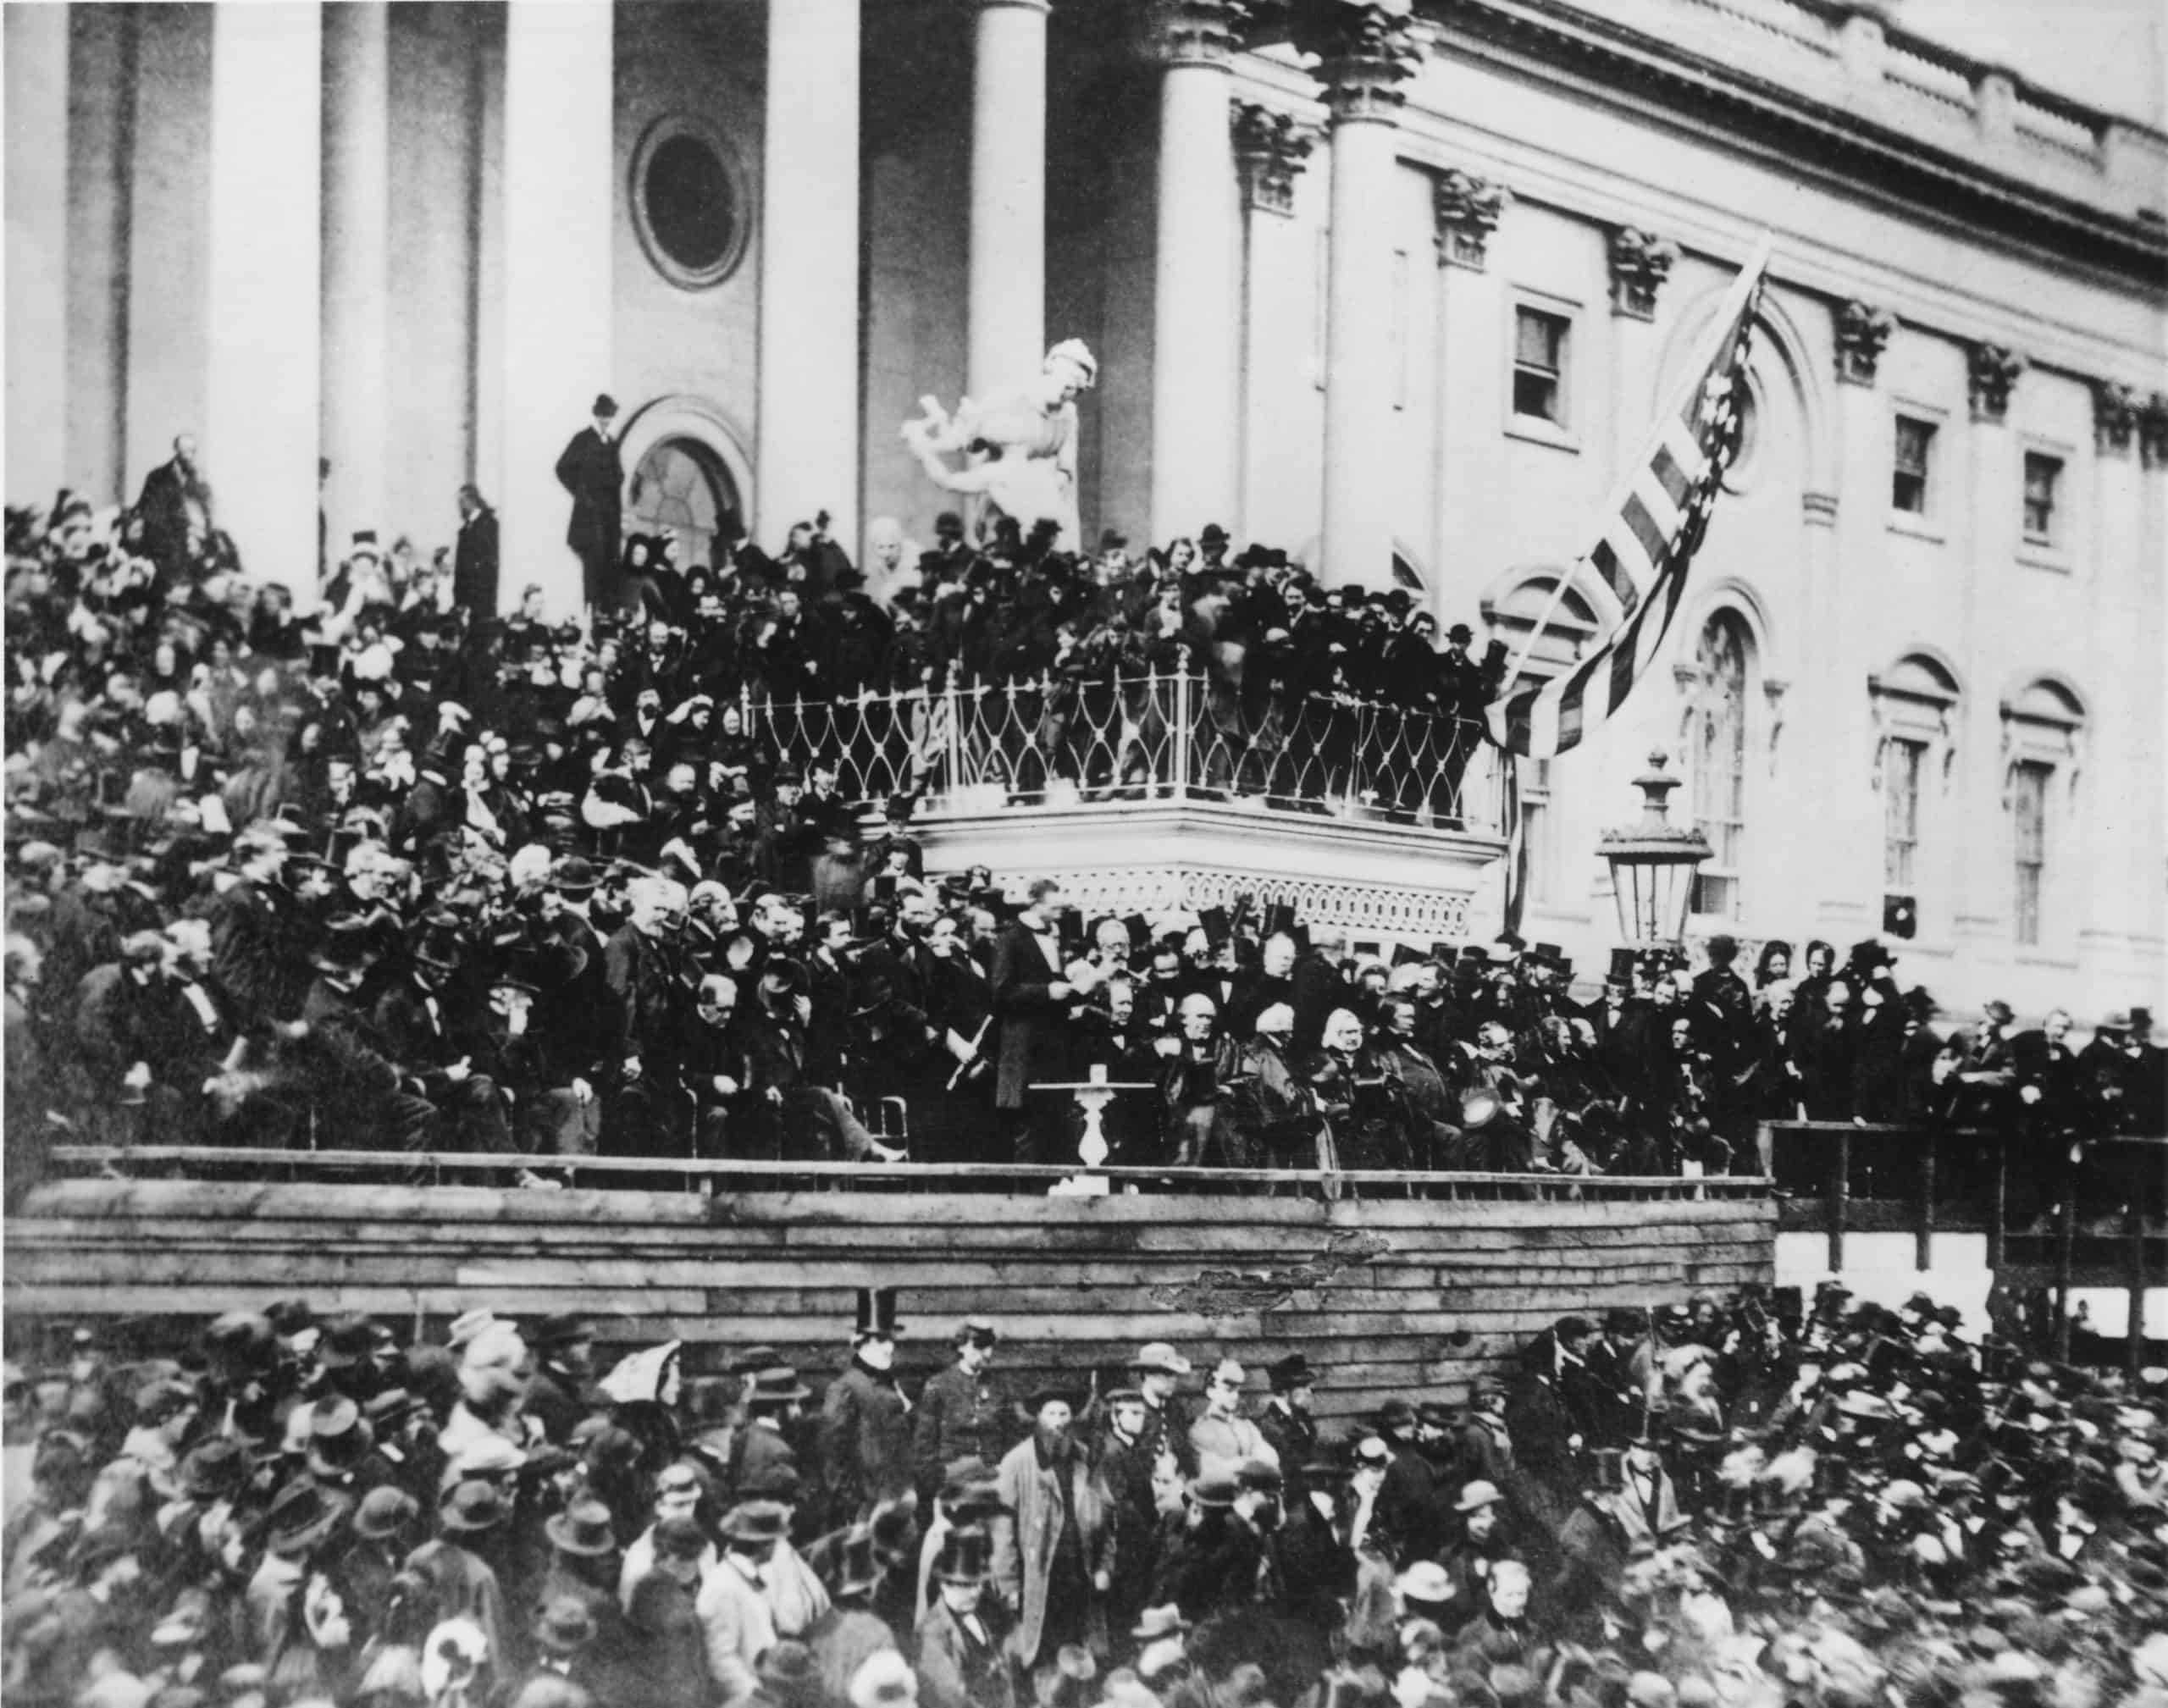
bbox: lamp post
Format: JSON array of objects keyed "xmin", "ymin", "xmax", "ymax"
[{"xmin": 1598, "ymin": 751, "xmax": 1711, "ymax": 953}]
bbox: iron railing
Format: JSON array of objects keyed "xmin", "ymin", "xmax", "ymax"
[{"xmin": 744, "ymin": 671, "xmax": 1507, "ymax": 835}]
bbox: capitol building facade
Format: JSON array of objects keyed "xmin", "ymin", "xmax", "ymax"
[{"xmin": 5, "ymin": 0, "xmax": 2163, "ymax": 1019}]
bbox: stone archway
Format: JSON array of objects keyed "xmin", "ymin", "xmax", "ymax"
[{"xmin": 614, "ymin": 393, "xmax": 757, "ymax": 568}]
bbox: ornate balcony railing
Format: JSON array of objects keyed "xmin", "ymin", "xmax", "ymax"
[{"xmin": 749, "ymin": 671, "xmax": 1510, "ymax": 837}]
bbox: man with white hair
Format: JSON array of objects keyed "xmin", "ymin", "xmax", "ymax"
[
  {"xmin": 863, "ymin": 516, "xmax": 922, "ymax": 606},
  {"xmin": 603, "ymin": 875, "xmax": 691, "ymax": 1154}
]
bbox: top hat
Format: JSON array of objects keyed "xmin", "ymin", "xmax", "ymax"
[
  {"xmin": 853, "ymin": 1288, "xmax": 903, "ymax": 1340},
  {"xmin": 545, "ymin": 1497, "xmax": 617, "ymax": 1557},
  {"xmin": 1269, "ymin": 1354, "xmax": 1319, "ymax": 1393},
  {"xmin": 932, "ymin": 1523, "xmax": 995, "ymax": 1584}
]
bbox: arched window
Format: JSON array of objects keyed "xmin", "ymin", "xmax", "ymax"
[
  {"xmin": 1688, "ymin": 612, "xmax": 1751, "ymax": 920},
  {"xmin": 1869, "ymin": 652, "xmax": 1961, "ymax": 941},
  {"xmin": 626, "ymin": 436, "xmax": 744, "ymax": 571},
  {"xmin": 2000, "ymin": 678, "xmax": 2085, "ymax": 948}
]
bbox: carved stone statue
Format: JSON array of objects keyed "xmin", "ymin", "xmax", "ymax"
[{"xmin": 901, "ymin": 340, "xmax": 1098, "ymax": 549}]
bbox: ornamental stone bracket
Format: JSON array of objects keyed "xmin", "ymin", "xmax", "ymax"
[
  {"xmin": 2091, "ymin": 380, "xmax": 2139, "ymax": 457},
  {"xmin": 1432, "ymin": 169, "xmax": 1511, "ymax": 270},
  {"xmin": 1607, "ymin": 227, "xmax": 1679, "ymax": 320},
  {"xmin": 913, "ymin": 799, "xmax": 1504, "ymax": 948},
  {"xmin": 2138, "ymin": 392, "xmax": 2168, "ymax": 469},
  {"xmin": 1966, "ymin": 341, "xmax": 2027, "ymax": 423},
  {"xmin": 1231, "ymin": 101, "xmax": 1321, "ymax": 216},
  {"xmin": 1289, "ymin": 0, "xmax": 1424, "ymax": 125},
  {"xmin": 1833, "ymin": 301, "xmax": 1896, "ymax": 387}
]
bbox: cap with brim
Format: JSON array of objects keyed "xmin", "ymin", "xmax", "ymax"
[
  {"xmin": 1187, "ymin": 1472, "xmax": 1237, "ymax": 1508},
  {"xmin": 544, "ymin": 1498, "xmax": 617, "ymax": 1557}
]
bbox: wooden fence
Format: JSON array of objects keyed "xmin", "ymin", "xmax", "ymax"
[{"xmin": 6, "ymin": 1158, "xmax": 1774, "ymax": 1422}]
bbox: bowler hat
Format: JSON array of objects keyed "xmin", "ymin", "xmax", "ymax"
[
  {"xmin": 1131, "ymin": 1604, "xmax": 1190, "ymax": 1640},
  {"xmin": 439, "ymin": 1479, "xmax": 509, "ymax": 1534},
  {"xmin": 737, "ymin": 1462, "xmax": 805, "ymax": 1503},
  {"xmin": 264, "ymin": 1482, "xmax": 351, "ymax": 1556},
  {"xmin": 353, "ymin": 1486, "xmax": 419, "ymax": 1542},
  {"xmin": 747, "ymin": 1366, "xmax": 813, "ymax": 1406},
  {"xmin": 178, "ymin": 1436, "xmax": 247, "ymax": 1501},
  {"xmin": 528, "ymin": 1313, "xmax": 591, "ymax": 1351},
  {"xmin": 593, "ymin": 394, "xmax": 618, "ymax": 418},
  {"xmin": 1187, "ymin": 1471, "xmax": 1237, "ymax": 1508},
  {"xmin": 719, "ymin": 1500, "xmax": 792, "ymax": 1548},
  {"xmin": 1269, "ymin": 1354, "xmax": 1319, "ymax": 1393},
  {"xmin": 534, "ymin": 1595, "xmax": 598, "ymax": 1655},
  {"xmin": 306, "ymin": 1394, "xmax": 374, "ymax": 1478}
]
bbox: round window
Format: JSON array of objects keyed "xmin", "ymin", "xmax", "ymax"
[{"xmin": 631, "ymin": 117, "xmax": 750, "ymax": 290}]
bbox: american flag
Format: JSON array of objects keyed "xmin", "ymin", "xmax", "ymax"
[{"xmin": 1487, "ymin": 237, "xmax": 1773, "ymax": 760}]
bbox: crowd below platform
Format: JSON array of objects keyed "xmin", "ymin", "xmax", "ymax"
[
  {"xmin": 4, "ymin": 472, "xmax": 2162, "ymax": 1199},
  {"xmin": 4, "ymin": 1280, "xmax": 2166, "ymax": 1707}
]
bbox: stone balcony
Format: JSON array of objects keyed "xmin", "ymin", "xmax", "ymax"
[{"xmin": 756, "ymin": 671, "xmax": 1511, "ymax": 948}]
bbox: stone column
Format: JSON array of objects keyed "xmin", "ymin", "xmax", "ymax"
[
  {"xmin": 6, "ymin": 4, "xmax": 69, "ymax": 508},
  {"xmin": 1430, "ymin": 169, "xmax": 1508, "ymax": 597},
  {"xmin": 500, "ymin": 0, "xmax": 613, "ymax": 615},
  {"xmin": 321, "ymin": 0, "xmax": 391, "ymax": 558},
  {"xmin": 758, "ymin": 0, "xmax": 861, "ymax": 556},
  {"xmin": 967, "ymin": 0, "xmax": 1049, "ymax": 398},
  {"xmin": 1231, "ymin": 102, "xmax": 1318, "ymax": 541},
  {"xmin": 1148, "ymin": 1, "xmax": 1246, "ymax": 546},
  {"xmin": 1297, "ymin": 0, "xmax": 1419, "ymax": 587},
  {"xmin": 205, "ymin": 3, "xmax": 321, "ymax": 597}
]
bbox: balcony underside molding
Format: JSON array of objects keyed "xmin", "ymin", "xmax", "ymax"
[{"xmin": 915, "ymin": 799, "xmax": 1507, "ymax": 942}]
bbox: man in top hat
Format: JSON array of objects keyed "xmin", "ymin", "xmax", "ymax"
[
  {"xmin": 1555, "ymin": 1420, "xmax": 1687, "ymax": 1615},
  {"xmin": 555, "ymin": 393, "xmax": 625, "ymax": 613},
  {"xmin": 915, "ymin": 1318, "xmax": 1004, "ymax": 1496},
  {"xmin": 1256, "ymin": 1357, "xmax": 1321, "ymax": 1496},
  {"xmin": 694, "ymin": 1501, "xmax": 789, "ymax": 1702},
  {"xmin": 917, "ymin": 1524, "xmax": 1015, "ymax": 1708},
  {"xmin": 1189, "ymin": 1359, "xmax": 1279, "ymax": 1479},
  {"xmin": 821, "ymin": 1288, "xmax": 914, "ymax": 1523}
]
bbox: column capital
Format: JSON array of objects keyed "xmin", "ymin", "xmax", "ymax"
[
  {"xmin": 1833, "ymin": 300, "xmax": 1895, "ymax": 387},
  {"xmin": 1966, "ymin": 340, "xmax": 2027, "ymax": 423},
  {"xmin": 2090, "ymin": 379, "xmax": 2139, "ymax": 457},
  {"xmin": 2140, "ymin": 392, "xmax": 2168, "ymax": 469},
  {"xmin": 1431, "ymin": 167, "xmax": 1510, "ymax": 270},
  {"xmin": 1607, "ymin": 226, "xmax": 1678, "ymax": 319},
  {"xmin": 1291, "ymin": 0, "xmax": 1423, "ymax": 125},
  {"xmin": 1231, "ymin": 100, "xmax": 1320, "ymax": 215},
  {"xmin": 1150, "ymin": 0, "xmax": 1258, "ymax": 67}
]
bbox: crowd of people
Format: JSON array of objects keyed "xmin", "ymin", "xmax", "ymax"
[
  {"xmin": 4, "ymin": 1280, "xmax": 2165, "ymax": 1707},
  {"xmin": 5, "ymin": 469, "xmax": 2159, "ymax": 1196}
]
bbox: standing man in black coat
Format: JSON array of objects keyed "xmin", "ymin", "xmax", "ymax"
[
  {"xmin": 554, "ymin": 394, "xmax": 624, "ymax": 613},
  {"xmin": 454, "ymin": 484, "xmax": 501, "ymax": 616},
  {"xmin": 136, "ymin": 433, "xmax": 214, "ymax": 581}
]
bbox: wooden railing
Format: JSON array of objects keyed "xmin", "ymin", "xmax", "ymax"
[
  {"xmin": 1764, "ymin": 1122, "xmax": 2165, "ymax": 1369},
  {"xmin": 41, "ymin": 1145, "xmax": 1767, "ymax": 1202}
]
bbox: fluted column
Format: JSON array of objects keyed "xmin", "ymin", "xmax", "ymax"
[
  {"xmin": 321, "ymin": 0, "xmax": 391, "ymax": 557},
  {"xmin": 6, "ymin": 5, "xmax": 69, "ymax": 508},
  {"xmin": 1149, "ymin": 1, "xmax": 1246, "ymax": 546},
  {"xmin": 206, "ymin": 3, "xmax": 321, "ymax": 596},
  {"xmin": 759, "ymin": 0, "xmax": 860, "ymax": 554},
  {"xmin": 501, "ymin": 0, "xmax": 613, "ymax": 615},
  {"xmin": 967, "ymin": 0, "xmax": 1049, "ymax": 398},
  {"xmin": 1297, "ymin": 0, "xmax": 1420, "ymax": 587}
]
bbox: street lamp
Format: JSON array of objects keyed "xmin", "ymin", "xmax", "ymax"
[{"xmin": 1598, "ymin": 751, "xmax": 1710, "ymax": 951}]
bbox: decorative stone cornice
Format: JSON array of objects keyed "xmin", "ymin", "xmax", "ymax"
[
  {"xmin": 1833, "ymin": 301, "xmax": 1896, "ymax": 387},
  {"xmin": 1966, "ymin": 342, "xmax": 2027, "ymax": 423},
  {"xmin": 2142, "ymin": 393, "xmax": 2168, "ymax": 469},
  {"xmin": 1290, "ymin": 0, "xmax": 1424, "ymax": 126},
  {"xmin": 1231, "ymin": 101, "xmax": 1320, "ymax": 216},
  {"xmin": 1607, "ymin": 227, "xmax": 1679, "ymax": 320},
  {"xmin": 1801, "ymin": 490, "xmax": 1839, "ymax": 528},
  {"xmin": 2090, "ymin": 380, "xmax": 2139, "ymax": 458},
  {"xmin": 1431, "ymin": 169, "xmax": 1511, "ymax": 270},
  {"xmin": 1149, "ymin": 0, "xmax": 1260, "ymax": 67}
]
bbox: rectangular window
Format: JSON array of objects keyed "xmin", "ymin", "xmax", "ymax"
[
  {"xmin": 2022, "ymin": 451, "xmax": 2062, "ymax": 544},
  {"xmin": 1513, "ymin": 307, "xmax": 1568, "ymax": 425},
  {"xmin": 1883, "ymin": 737, "xmax": 1924, "ymax": 889},
  {"xmin": 2013, "ymin": 760, "xmax": 2050, "ymax": 947},
  {"xmin": 1522, "ymin": 757, "xmax": 1556, "ymax": 905},
  {"xmin": 1391, "ymin": 248, "xmax": 1410, "ymax": 412},
  {"xmin": 1893, "ymin": 416, "xmax": 1935, "ymax": 515}
]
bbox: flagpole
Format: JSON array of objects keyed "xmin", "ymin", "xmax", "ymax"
[{"xmin": 1493, "ymin": 231, "xmax": 1776, "ymax": 706}]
